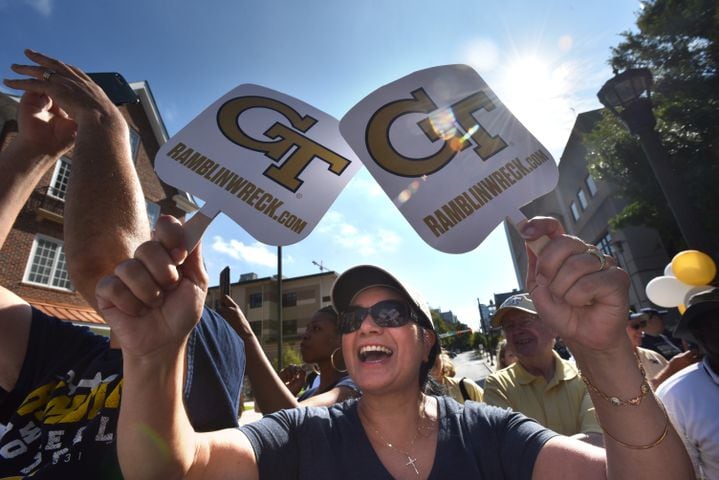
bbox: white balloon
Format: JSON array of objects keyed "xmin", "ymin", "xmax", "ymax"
[
  {"xmin": 645, "ymin": 276, "xmax": 694, "ymax": 308},
  {"xmin": 664, "ymin": 263, "xmax": 674, "ymax": 277}
]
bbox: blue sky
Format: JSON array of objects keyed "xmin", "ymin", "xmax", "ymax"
[{"xmin": 1, "ymin": 0, "xmax": 641, "ymax": 330}]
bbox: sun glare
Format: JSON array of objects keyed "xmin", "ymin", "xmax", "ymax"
[{"xmin": 498, "ymin": 54, "xmax": 576, "ymax": 157}]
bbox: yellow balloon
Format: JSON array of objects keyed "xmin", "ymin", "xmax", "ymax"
[
  {"xmin": 677, "ymin": 303, "xmax": 686, "ymax": 314},
  {"xmin": 672, "ymin": 250, "xmax": 717, "ymax": 286}
]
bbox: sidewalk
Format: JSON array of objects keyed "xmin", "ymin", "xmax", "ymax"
[{"xmin": 238, "ymin": 401, "xmax": 263, "ymax": 426}]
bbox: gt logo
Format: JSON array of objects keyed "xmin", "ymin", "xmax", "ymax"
[
  {"xmin": 217, "ymin": 96, "xmax": 351, "ymax": 193},
  {"xmin": 365, "ymin": 88, "xmax": 508, "ymax": 177}
]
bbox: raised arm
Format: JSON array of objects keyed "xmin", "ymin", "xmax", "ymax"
[
  {"xmin": 96, "ymin": 216, "xmax": 258, "ymax": 480},
  {"xmin": 218, "ymin": 295, "xmax": 300, "ymax": 413},
  {"xmin": 0, "ymin": 88, "xmax": 76, "ymax": 392},
  {"xmin": 220, "ymin": 295, "xmax": 357, "ymax": 413},
  {"xmin": 6, "ymin": 49, "xmax": 150, "ymax": 309},
  {"xmin": 522, "ymin": 217, "xmax": 693, "ymax": 480}
]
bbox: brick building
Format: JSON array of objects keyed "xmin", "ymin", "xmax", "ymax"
[{"xmin": 0, "ymin": 83, "xmax": 197, "ymax": 334}]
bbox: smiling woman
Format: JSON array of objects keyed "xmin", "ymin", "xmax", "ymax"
[{"xmin": 104, "ymin": 216, "xmax": 694, "ymax": 480}]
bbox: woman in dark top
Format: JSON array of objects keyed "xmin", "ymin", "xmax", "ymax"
[
  {"xmin": 220, "ymin": 298, "xmax": 359, "ymax": 413},
  {"xmin": 99, "ymin": 216, "xmax": 694, "ymax": 479}
]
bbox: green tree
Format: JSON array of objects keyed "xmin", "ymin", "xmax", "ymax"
[
  {"xmin": 271, "ymin": 344, "xmax": 303, "ymax": 371},
  {"xmin": 585, "ymin": 0, "xmax": 719, "ymax": 254},
  {"xmin": 431, "ymin": 308, "xmax": 472, "ymax": 352}
]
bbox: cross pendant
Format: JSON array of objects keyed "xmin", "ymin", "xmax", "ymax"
[{"xmin": 405, "ymin": 455, "xmax": 419, "ymax": 476}]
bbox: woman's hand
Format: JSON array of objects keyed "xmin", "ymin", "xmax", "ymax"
[
  {"xmin": 522, "ymin": 216, "xmax": 630, "ymax": 353},
  {"xmin": 279, "ymin": 365, "xmax": 307, "ymax": 395}
]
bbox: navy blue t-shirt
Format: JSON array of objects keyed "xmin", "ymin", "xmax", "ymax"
[
  {"xmin": 0, "ymin": 306, "xmax": 245, "ymax": 479},
  {"xmin": 241, "ymin": 396, "xmax": 557, "ymax": 479}
]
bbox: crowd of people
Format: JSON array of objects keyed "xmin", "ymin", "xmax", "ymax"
[{"xmin": 0, "ymin": 50, "xmax": 715, "ymax": 479}]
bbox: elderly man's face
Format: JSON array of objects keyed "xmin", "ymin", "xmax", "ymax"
[
  {"xmin": 645, "ymin": 313, "xmax": 664, "ymax": 334},
  {"xmin": 501, "ymin": 310, "xmax": 556, "ymax": 360}
]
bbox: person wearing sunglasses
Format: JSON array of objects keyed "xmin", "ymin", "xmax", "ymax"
[
  {"xmin": 627, "ymin": 312, "xmax": 703, "ymax": 391},
  {"xmin": 627, "ymin": 312, "xmax": 668, "ymax": 387},
  {"xmin": 218, "ymin": 297, "xmax": 359, "ymax": 415},
  {"xmin": 98, "ymin": 216, "xmax": 693, "ymax": 480}
]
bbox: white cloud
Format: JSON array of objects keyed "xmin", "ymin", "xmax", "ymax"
[
  {"xmin": 316, "ymin": 210, "xmax": 402, "ymax": 257},
  {"xmin": 24, "ymin": 0, "xmax": 52, "ymax": 16},
  {"xmin": 211, "ymin": 235, "xmax": 277, "ymax": 267},
  {"xmin": 347, "ymin": 175, "xmax": 384, "ymax": 198}
]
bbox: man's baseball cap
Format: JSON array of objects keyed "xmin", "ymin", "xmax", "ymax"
[
  {"xmin": 492, "ymin": 293, "xmax": 537, "ymax": 328},
  {"xmin": 674, "ymin": 287, "xmax": 719, "ymax": 342},
  {"xmin": 629, "ymin": 312, "xmax": 649, "ymax": 322},
  {"xmin": 640, "ymin": 307, "xmax": 668, "ymax": 316}
]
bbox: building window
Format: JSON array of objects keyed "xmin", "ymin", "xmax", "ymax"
[
  {"xmin": 250, "ymin": 321, "xmax": 262, "ymax": 337},
  {"xmin": 282, "ymin": 292, "xmax": 297, "ymax": 307},
  {"xmin": 585, "ymin": 174, "xmax": 598, "ymax": 197},
  {"xmin": 48, "ymin": 157, "xmax": 72, "ymax": 200},
  {"xmin": 570, "ymin": 201, "xmax": 581, "ymax": 221},
  {"xmin": 129, "ymin": 128, "xmax": 141, "ymax": 162},
  {"xmin": 24, "ymin": 235, "xmax": 73, "ymax": 290},
  {"xmin": 577, "ymin": 188, "xmax": 589, "ymax": 210},
  {"xmin": 596, "ymin": 232, "xmax": 615, "ymax": 257},
  {"xmin": 146, "ymin": 201, "xmax": 161, "ymax": 229},
  {"xmin": 283, "ymin": 319, "xmax": 298, "ymax": 338},
  {"xmin": 249, "ymin": 293, "xmax": 262, "ymax": 308}
]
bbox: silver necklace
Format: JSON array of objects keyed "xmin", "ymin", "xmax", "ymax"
[
  {"xmin": 368, "ymin": 421, "xmax": 421, "ymax": 476},
  {"xmin": 360, "ymin": 396, "xmax": 433, "ymax": 477}
]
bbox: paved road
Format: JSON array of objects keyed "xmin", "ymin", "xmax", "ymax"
[{"xmin": 452, "ymin": 350, "xmax": 495, "ymax": 386}]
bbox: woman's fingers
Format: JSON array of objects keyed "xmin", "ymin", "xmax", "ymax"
[
  {"xmin": 10, "ymin": 63, "xmax": 50, "ymax": 80},
  {"xmin": 559, "ymin": 265, "xmax": 628, "ymax": 308}
]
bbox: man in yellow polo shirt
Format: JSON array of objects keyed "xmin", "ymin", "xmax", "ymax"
[{"xmin": 483, "ymin": 294, "xmax": 603, "ymax": 446}]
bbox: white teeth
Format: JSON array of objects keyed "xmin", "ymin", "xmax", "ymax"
[{"xmin": 359, "ymin": 345, "xmax": 393, "ymax": 355}]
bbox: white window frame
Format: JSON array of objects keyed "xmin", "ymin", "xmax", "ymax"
[
  {"xmin": 129, "ymin": 127, "xmax": 141, "ymax": 162},
  {"xmin": 146, "ymin": 201, "xmax": 161, "ymax": 229},
  {"xmin": 585, "ymin": 174, "xmax": 598, "ymax": 197},
  {"xmin": 23, "ymin": 234, "xmax": 74, "ymax": 291},
  {"xmin": 577, "ymin": 188, "xmax": 589, "ymax": 210},
  {"xmin": 570, "ymin": 201, "xmax": 581, "ymax": 221},
  {"xmin": 48, "ymin": 157, "xmax": 72, "ymax": 201}
]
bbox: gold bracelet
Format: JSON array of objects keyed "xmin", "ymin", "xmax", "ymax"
[
  {"xmin": 580, "ymin": 349, "xmax": 651, "ymax": 407},
  {"xmin": 598, "ymin": 400, "xmax": 671, "ymax": 450}
]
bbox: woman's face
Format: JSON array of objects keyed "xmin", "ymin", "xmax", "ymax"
[
  {"xmin": 300, "ymin": 312, "xmax": 339, "ymax": 364},
  {"xmin": 341, "ymin": 286, "xmax": 433, "ymax": 395}
]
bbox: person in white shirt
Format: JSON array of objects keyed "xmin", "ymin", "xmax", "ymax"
[{"xmin": 656, "ymin": 288, "xmax": 719, "ymax": 480}]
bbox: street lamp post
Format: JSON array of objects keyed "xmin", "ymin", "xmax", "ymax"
[{"xmin": 597, "ymin": 68, "xmax": 714, "ymax": 255}]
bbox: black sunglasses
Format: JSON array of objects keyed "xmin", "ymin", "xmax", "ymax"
[
  {"xmin": 629, "ymin": 320, "xmax": 648, "ymax": 330},
  {"xmin": 339, "ymin": 299, "xmax": 419, "ymax": 334}
]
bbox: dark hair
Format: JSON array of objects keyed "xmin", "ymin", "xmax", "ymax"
[
  {"xmin": 315, "ymin": 306, "xmax": 339, "ymax": 324},
  {"xmin": 419, "ymin": 326, "xmax": 441, "ymax": 392},
  {"xmin": 317, "ymin": 305, "xmax": 338, "ymax": 317}
]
